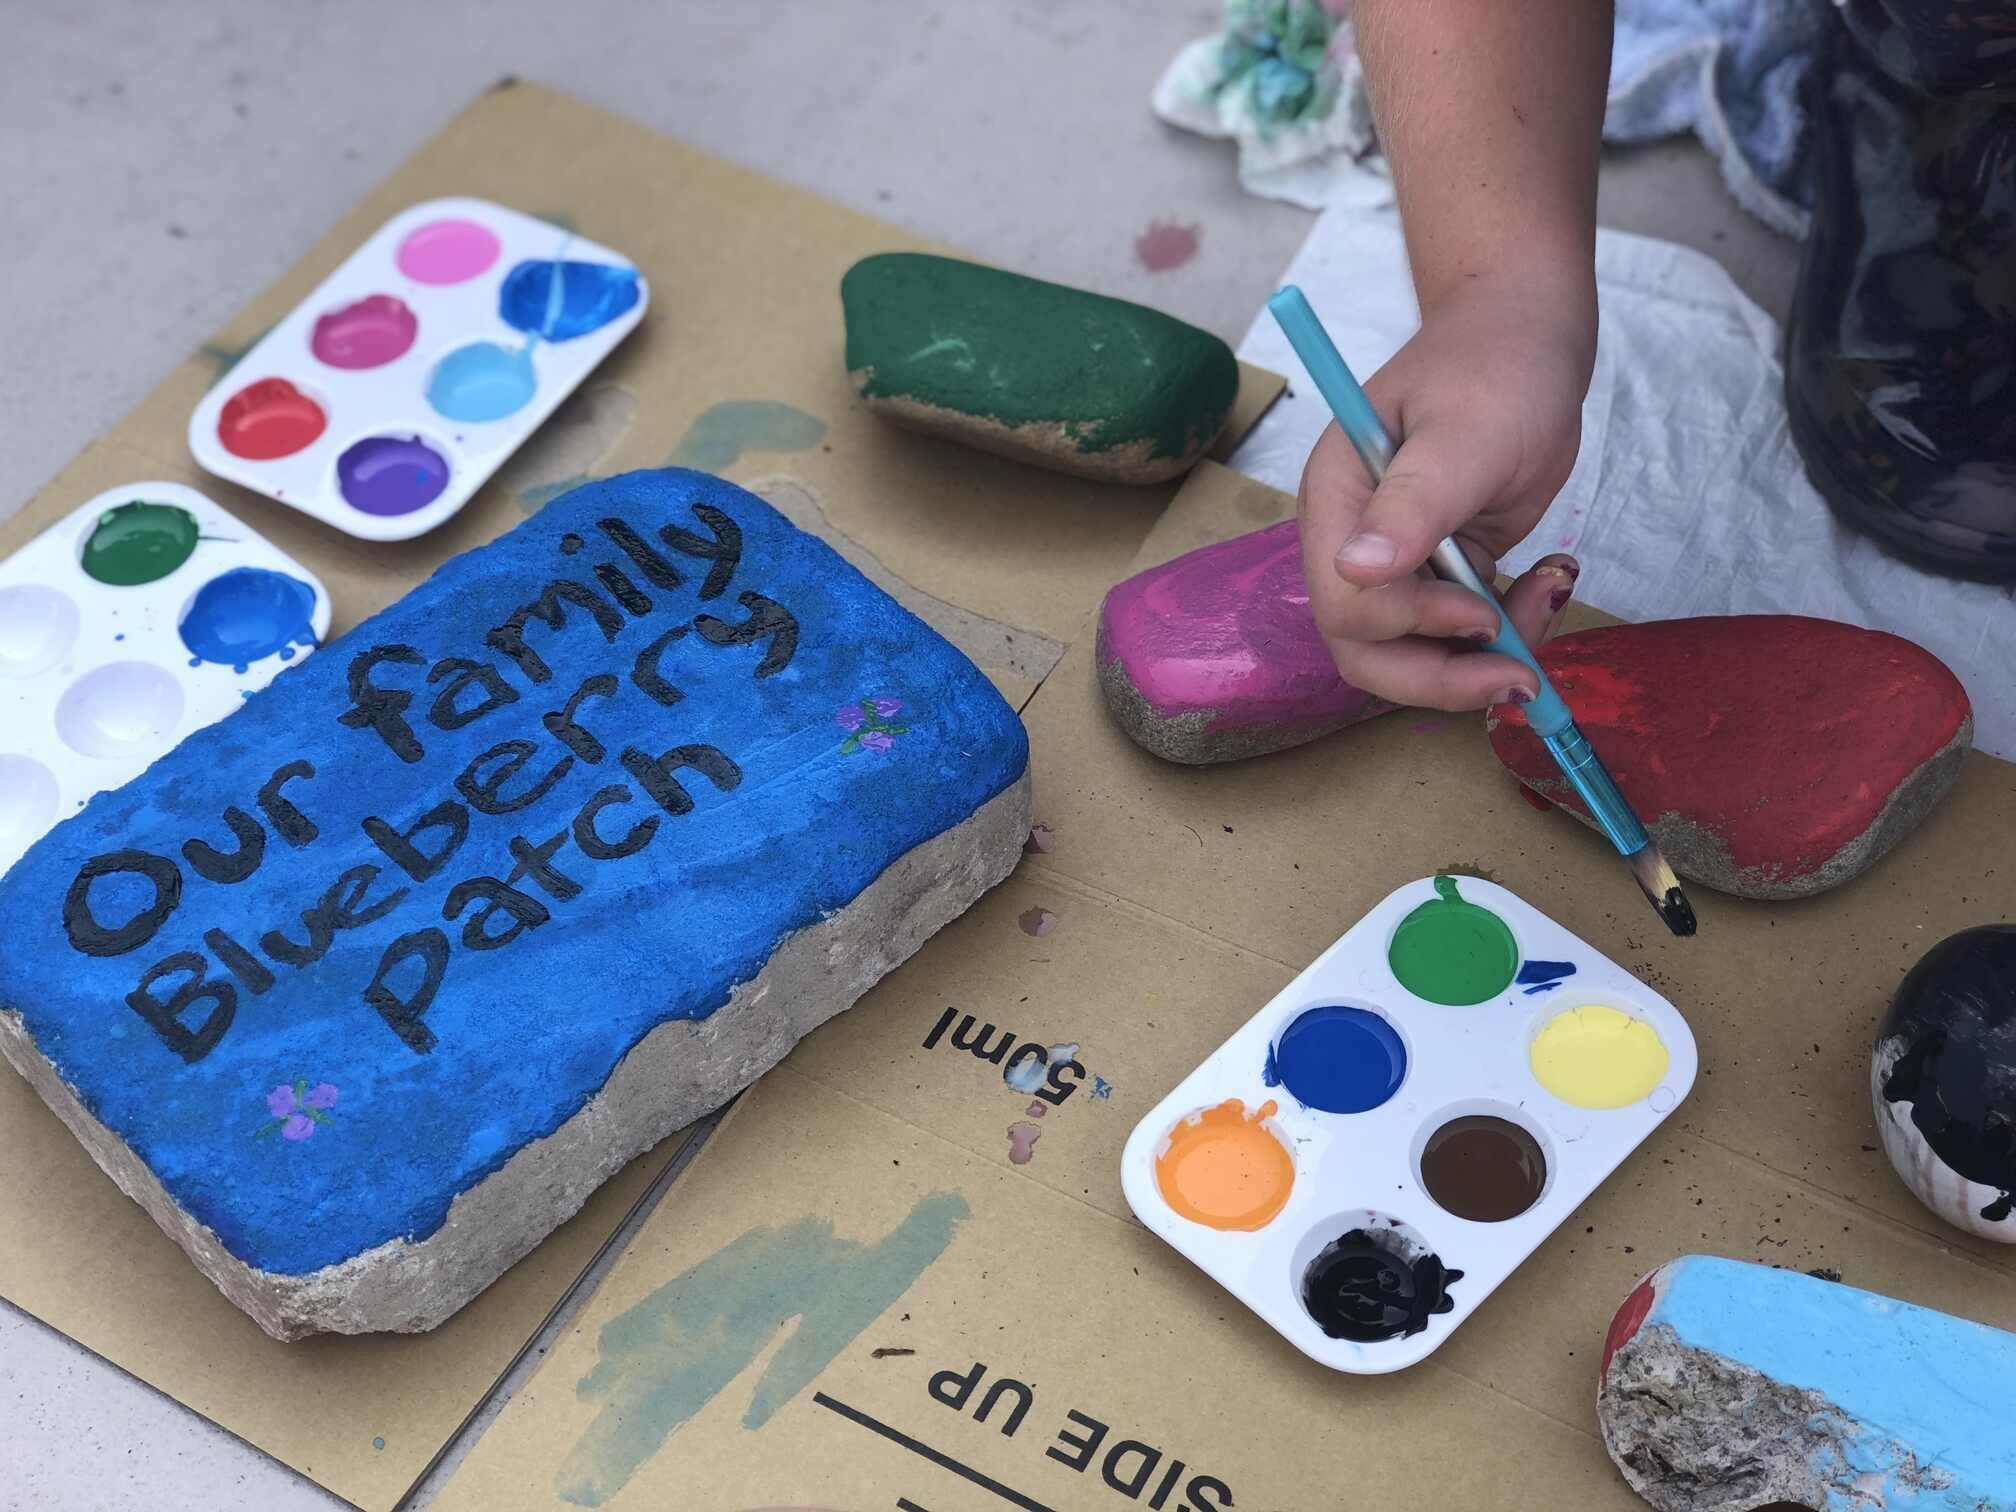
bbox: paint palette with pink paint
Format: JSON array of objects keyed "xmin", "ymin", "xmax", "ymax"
[
  {"xmin": 1120, "ymin": 874, "xmax": 1696, "ymax": 1374},
  {"xmin": 188, "ymin": 197, "xmax": 649, "ymax": 542},
  {"xmin": 0, "ymin": 482, "xmax": 330, "ymax": 879}
]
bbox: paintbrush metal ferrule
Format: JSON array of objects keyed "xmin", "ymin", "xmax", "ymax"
[{"xmin": 1266, "ymin": 282, "xmax": 1699, "ymax": 937}]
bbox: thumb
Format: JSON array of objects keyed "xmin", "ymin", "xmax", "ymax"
[{"xmin": 1332, "ymin": 415, "xmax": 1510, "ymax": 587}]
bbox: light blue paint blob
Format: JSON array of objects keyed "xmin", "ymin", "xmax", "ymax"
[
  {"xmin": 1636, "ymin": 1256, "xmax": 2016, "ymax": 1510},
  {"xmin": 500, "ymin": 259, "xmax": 640, "ymax": 341},
  {"xmin": 427, "ymin": 340, "xmax": 537, "ymax": 423},
  {"xmin": 178, "ymin": 568, "xmax": 319, "ymax": 674},
  {"xmin": 371, "ymin": 1437, "xmax": 385, "ymax": 1451},
  {"xmin": 1516, "ymin": 959, "xmax": 1577, "ymax": 996},
  {"xmin": 669, "ymin": 400, "xmax": 827, "ymax": 473},
  {"xmin": 556, "ymin": 1193, "xmax": 968, "ymax": 1506}
]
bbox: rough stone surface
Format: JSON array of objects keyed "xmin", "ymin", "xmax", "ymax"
[
  {"xmin": 0, "ymin": 468, "xmax": 1030, "ymax": 1339},
  {"xmin": 1096, "ymin": 519, "xmax": 1391, "ymax": 764},
  {"xmin": 841, "ymin": 252, "xmax": 1238, "ymax": 485},
  {"xmin": 1487, "ymin": 615, "xmax": 1972, "ymax": 899},
  {"xmin": 1599, "ymin": 1255, "xmax": 2016, "ymax": 1512}
]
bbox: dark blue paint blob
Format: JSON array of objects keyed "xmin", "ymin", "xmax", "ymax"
[
  {"xmin": 1273, "ymin": 1005, "xmax": 1408, "ymax": 1114},
  {"xmin": 1516, "ymin": 959, "xmax": 1577, "ymax": 996},
  {"xmin": 1262, "ymin": 1042, "xmax": 1281, "ymax": 1088},
  {"xmin": 499, "ymin": 259, "xmax": 641, "ymax": 341},
  {"xmin": 178, "ymin": 568, "xmax": 319, "ymax": 673}
]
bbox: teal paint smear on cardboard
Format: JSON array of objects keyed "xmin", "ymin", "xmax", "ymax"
[
  {"xmin": 669, "ymin": 400, "xmax": 826, "ymax": 473},
  {"xmin": 197, "ymin": 324, "xmax": 275, "ymax": 390},
  {"xmin": 556, "ymin": 1191, "xmax": 969, "ymax": 1507}
]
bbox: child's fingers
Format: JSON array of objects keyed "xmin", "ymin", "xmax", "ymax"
[
  {"xmin": 1496, "ymin": 553, "xmax": 1580, "ymax": 647},
  {"xmin": 1326, "ymin": 632, "xmax": 1540, "ymax": 712}
]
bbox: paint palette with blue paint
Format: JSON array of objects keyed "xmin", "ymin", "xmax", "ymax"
[
  {"xmin": 187, "ymin": 196, "xmax": 648, "ymax": 543},
  {"xmin": 0, "ymin": 482, "xmax": 330, "ymax": 878},
  {"xmin": 1120, "ymin": 874, "xmax": 1697, "ymax": 1374}
]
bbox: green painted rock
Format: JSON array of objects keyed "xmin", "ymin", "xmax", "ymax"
[{"xmin": 841, "ymin": 253, "xmax": 1239, "ymax": 485}]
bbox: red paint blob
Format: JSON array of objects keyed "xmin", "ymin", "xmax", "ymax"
[
  {"xmin": 1601, "ymin": 1275, "xmax": 1657, "ymax": 1382},
  {"xmin": 1134, "ymin": 218, "xmax": 1201, "ymax": 273},
  {"xmin": 218, "ymin": 378, "xmax": 326, "ymax": 461},
  {"xmin": 310, "ymin": 294, "xmax": 417, "ymax": 370}
]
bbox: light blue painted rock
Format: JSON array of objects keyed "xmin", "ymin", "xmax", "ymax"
[
  {"xmin": 0, "ymin": 469, "xmax": 1030, "ymax": 1339},
  {"xmin": 1599, "ymin": 1255, "xmax": 2016, "ymax": 1511}
]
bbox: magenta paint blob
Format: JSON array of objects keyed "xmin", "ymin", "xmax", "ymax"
[
  {"xmin": 310, "ymin": 294, "xmax": 418, "ymax": 369},
  {"xmin": 336, "ymin": 436, "xmax": 451, "ymax": 517},
  {"xmin": 1099, "ymin": 519, "xmax": 1388, "ymax": 737},
  {"xmin": 396, "ymin": 218, "xmax": 501, "ymax": 285}
]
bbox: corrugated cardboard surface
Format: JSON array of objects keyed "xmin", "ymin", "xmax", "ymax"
[
  {"xmin": 427, "ymin": 461, "xmax": 2016, "ymax": 1510},
  {"xmin": 0, "ymin": 84, "xmax": 1281, "ymax": 1510}
]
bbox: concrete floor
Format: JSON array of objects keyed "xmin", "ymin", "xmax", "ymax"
[{"xmin": 0, "ymin": 3, "xmax": 1797, "ymax": 1508}]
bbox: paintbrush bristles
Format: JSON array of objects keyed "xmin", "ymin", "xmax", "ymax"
[{"xmin": 1628, "ymin": 846, "xmax": 1698, "ymax": 938}]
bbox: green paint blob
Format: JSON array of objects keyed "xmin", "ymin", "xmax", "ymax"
[
  {"xmin": 80, "ymin": 502, "xmax": 201, "ymax": 586},
  {"xmin": 556, "ymin": 1192, "xmax": 968, "ymax": 1507},
  {"xmin": 1388, "ymin": 874, "xmax": 1520, "ymax": 1005},
  {"xmin": 841, "ymin": 252, "xmax": 1237, "ymax": 460},
  {"xmin": 669, "ymin": 399, "xmax": 827, "ymax": 473}
]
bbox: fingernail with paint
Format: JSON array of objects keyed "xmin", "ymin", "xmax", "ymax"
[
  {"xmin": 1464, "ymin": 628, "xmax": 1493, "ymax": 644},
  {"xmin": 1498, "ymin": 687, "xmax": 1533, "ymax": 706},
  {"xmin": 1535, "ymin": 557, "xmax": 1581, "ymax": 582},
  {"xmin": 1336, "ymin": 532, "xmax": 1397, "ymax": 571},
  {"xmin": 1548, "ymin": 586, "xmax": 1573, "ymax": 614}
]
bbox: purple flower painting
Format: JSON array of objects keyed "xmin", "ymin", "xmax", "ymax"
[
  {"xmin": 256, "ymin": 1078, "xmax": 339, "ymax": 1141},
  {"xmin": 836, "ymin": 695, "xmax": 910, "ymax": 755}
]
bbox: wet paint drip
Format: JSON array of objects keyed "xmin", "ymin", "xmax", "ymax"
[
  {"xmin": 310, "ymin": 294, "xmax": 417, "ymax": 369},
  {"xmin": 1516, "ymin": 959, "xmax": 1577, "ymax": 996},
  {"xmin": 396, "ymin": 217, "xmax": 501, "ymax": 285},
  {"xmin": 500, "ymin": 259, "xmax": 641, "ymax": 341},
  {"xmin": 218, "ymin": 377, "xmax": 326, "ymax": 461},
  {"xmin": 427, "ymin": 340, "xmax": 537, "ymax": 423},
  {"xmin": 1301, "ymin": 1228, "xmax": 1462, "ymax": 1342},
  {"xmin": 179, "ymin": 568, "xmax": 320, "ymax": 672},
  {"xmin": 1007, "ymin": 1121, "xmax": 1042, "ymax": 1164},
  {"xmin": 1387, "ymin": 875, "xmax": 1520, "ymax": 1005},
  {"xmin": 1419, "ymin": 1116, "xmax": 1548, "ymax": 1222},
  {"xmin": 1003, "ymin": 1041, "xmax": 1077, "ymax": 1095},
  {"xmin": 1530, "ymin": 1005, "xmax": 1669, "ymax": 1110},
  {"xmin": 336, "ymin": 435, "xmax": 451, "ymax": 517},
  {"xmin": 1271, "ymin": 1005, "xmax": 1407, "ymax": 1114},
  {"xmin": 80, "ymin": 502, "xmax": 199, "ymax": 586},
  {"xmin": 1155, "ymin": 1099, "xmax": 1294, "ymax": 1232}
]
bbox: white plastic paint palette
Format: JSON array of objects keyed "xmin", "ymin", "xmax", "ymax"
[
  {"xmin": 0, "ymin": 483, "xmax": 331, "ymax": 878},
  {"xmin": 188, "ymin": 196, "xmax": 649, "ymax": 542},
  {"xmin": 1120, "ymin": 874, "xmax": 1697, "ymax": 1373}
]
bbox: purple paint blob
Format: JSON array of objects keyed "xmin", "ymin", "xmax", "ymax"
[
  {"xmin": 336, "ymin": 436, "xmax": 451, "ymax": 517},
  {"xmin": 396, "ymin": 218, "xmax": 501, "ymax": 285},
  {"xmin": 310, "ymin": 295, "xmax": 417, "ymax": 369}
]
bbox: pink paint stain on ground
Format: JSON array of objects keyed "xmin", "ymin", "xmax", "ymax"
[
  {"xmin": 1133, "ymin": 219, "xmax": 1201, "ymax": 273},
  {"xmin": 1410, "ymin": 717, "xmax": 1449, "ymax": 734},
  {"xmin": 1026, "ymin": 1099, "xmax": 1048, "ymax": 1118},
  {"xmin": 1023, "ymin": 823, "xmax": 1055, "ymax": 855},
  {"xmin": 1098, "ymin": 519, "xmax": 1389, "ymax": 736},
  {"xmin": 1018, "ymin": 907, "xmax": 1056, "ymax": 937},
  {"xmin": 1007, "ymin": 1122, "xmax": 1043, "ymax": 1164}
]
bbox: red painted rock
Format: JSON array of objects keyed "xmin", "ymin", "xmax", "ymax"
[{"xmin": 1486, "ymin": 616, "xmax": 1971, "ymax": 899}]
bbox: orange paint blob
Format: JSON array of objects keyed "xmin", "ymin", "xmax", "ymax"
[{"xmin": 1155, "ymin": 1099, "xmax": 1294, "ymax": 1231}]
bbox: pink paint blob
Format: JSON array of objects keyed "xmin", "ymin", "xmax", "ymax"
[
  {"xmin": 1098, "ymin": 519, "xmax": 1389, "ymax": 736},
  {"xmin": 1134, "ymin": 218, "xmax": 1201, "ymax": 273},
  {"xmin": 310, "ymin": 294, "xmax": 417, "ymax": 369},
  {"xmin": 396, "ymin": 218, "xmax": 501, "ymax": 285}
]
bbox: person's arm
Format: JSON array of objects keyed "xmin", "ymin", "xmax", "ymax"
[{"xmin": 1296, "ymin": 0, "xmax": 1612, "ymax": 710}]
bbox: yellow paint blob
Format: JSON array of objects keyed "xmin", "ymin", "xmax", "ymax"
[
  {"xmin": 1530, "ymin": 1005, "xmax": 1670, "ymax": 1110},
  {"xmin": 1155, "ymin": 1099, "xmax": 1294, "ymax": 1231}
]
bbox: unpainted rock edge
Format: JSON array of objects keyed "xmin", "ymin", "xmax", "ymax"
[
  {"xmin": 854, "ymin": 380, "xmax": 1223, "ymax": 486},
  {"xmin": 1600, "ymin": 1318, "xmax": 1961, "ymax": 1512},
  {"xmin": 1500, "ymin": 713, "xmax": 1972, "ymax": 900},
  {"xmin": 1094, "ymin": 618, "xmax": 1378, "ymax": 766},
  {"xmin": 0, "ymin": 771, "xmax": 1031, "ymax": 1341}
]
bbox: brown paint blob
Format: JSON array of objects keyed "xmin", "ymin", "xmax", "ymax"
[{"xmin": 1419, "ymin": 1115, "xmax": 1547, "ymax": 1223}]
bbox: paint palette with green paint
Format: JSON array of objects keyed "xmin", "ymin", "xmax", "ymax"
[
  {"xmin": 187, "ymin": 197, "xmax": 649, "ymax": 543},
  {"xmin": 0, "ymin": 482, "xmax": 330, "ymax": 879},
  {"xmin": 1120, "ymin": 873, "xmax": 1697, "ymax": 1375}
]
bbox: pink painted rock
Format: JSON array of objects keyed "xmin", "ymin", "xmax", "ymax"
[
  {"xmin": 1096, "ymin": 520, "xmax": 1392, "ymax": 763},
  {"xmin": 1487, "ymin": 615, "xmax": 1972, "ymax": 899}
]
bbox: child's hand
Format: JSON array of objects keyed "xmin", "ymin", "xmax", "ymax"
[{"xmin": 1295, "ymin": 277, "xmax": 1591, "ymax": 711}]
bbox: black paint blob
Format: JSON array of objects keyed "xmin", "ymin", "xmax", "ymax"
[
  {"xmin": 1878, "ymin": 924, "xmax": 2016, "ymax": 1223},
  {"xmin": 1301, "ymin": 1227, "xmax": 1462, "ymax": 1342}
]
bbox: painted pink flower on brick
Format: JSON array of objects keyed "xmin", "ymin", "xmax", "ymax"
[
  {"xmin": 860, "ymin": 730, "xmax": 894, "ymax": 753},
  {"xmin": 257, "ymin": 1078, "xmax": 339, "ymax": 1141},
  {"xmin": 835, "ymin": 703, "xmax": 865, "ymax": 732},
  {"xmin": 871, "ymin": 696, "xmax": 903, "ymax": 718},
  {"xmin": 837, "ymin": 695, "xmax": 910, "ymax": 755}
]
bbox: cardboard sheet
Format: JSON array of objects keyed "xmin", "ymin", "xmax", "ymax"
[
  {"xmin": 429, "ymin": 461, "xmax": 2016, "ymax": 1510},
  {"xmin": 0, "ymin": 82, "xmax": 1283, "ymax": 1505}
]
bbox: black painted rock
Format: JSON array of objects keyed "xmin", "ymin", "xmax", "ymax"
[{"xmin": 1872, "ymin": 924, "xmax": 2016, "ymax": 1242}]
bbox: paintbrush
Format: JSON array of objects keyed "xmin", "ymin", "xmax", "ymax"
[{"xmin": 1267, "ymin": 285, "xmax": 1697, "ymax": 938}]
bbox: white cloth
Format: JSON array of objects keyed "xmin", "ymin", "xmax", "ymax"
[{"xmin": 1229, "ymin": 206, "xmax": 2016, "ymax": 758}]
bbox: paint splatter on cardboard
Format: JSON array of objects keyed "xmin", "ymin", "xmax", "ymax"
[{"xmin": 1133, "ymin": 219, "xmax": 1201, "ymax": 273}]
